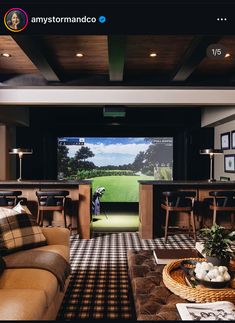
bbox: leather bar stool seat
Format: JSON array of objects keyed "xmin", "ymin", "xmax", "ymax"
[
  {"xmin": 165, "ymin": 197, "xmax": 192, "ymax": 207},
  {"xmin": 161, "ymin": 191, "xmax": 197, "ymax": 243},
  {"xmin": 0, "ymin": 190, "xmax": 24, "ymax": 208},
  {"xmin": 36, "ymin": 190, "xmax": 70, "ymax": 227},
  {"xmin": 208, "ymin": 191, "xmax": 235, "ymax": 228}
]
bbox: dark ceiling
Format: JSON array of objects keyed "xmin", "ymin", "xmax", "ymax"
[{"xmin": 0, "ymin": 35, "xmax": 235, "ymax": 86}]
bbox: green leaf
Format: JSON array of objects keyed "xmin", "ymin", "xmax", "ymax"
[{"xmin": 199, "ymin": 224, "xmax": 235, "ymax": 259}]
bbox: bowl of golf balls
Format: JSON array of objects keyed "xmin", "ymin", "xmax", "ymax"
[{"xmin": 193, "ymin": 261, "xmax": 231, "ymax": 288}]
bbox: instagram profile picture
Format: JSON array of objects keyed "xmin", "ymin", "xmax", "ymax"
[{"xmin": 4, "ymin": 8, "xmax": 28, "ymax": 32}]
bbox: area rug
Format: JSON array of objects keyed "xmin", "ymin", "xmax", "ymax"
[{"xmin": 57, "ymin": 232, "xmax": 196, "ymax": 320}]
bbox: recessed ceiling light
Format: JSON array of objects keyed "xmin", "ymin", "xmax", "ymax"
[
  {"xmin": 76, "ymin": 53, "xmax": 84, "ymax": 57},
  {"xmin": 149, "ymin": 53, "xmax": 157, "ymax": 57},
  {"xmin": 225, "ymin": 53, "xmax": 231, "ymax": 58},
  {"xmin": 1, "ymin": 53, "xmax": 11, "ymax": 58}
]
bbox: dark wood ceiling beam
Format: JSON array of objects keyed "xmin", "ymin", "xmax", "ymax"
[
  {"xmin": 108, "ymin": 36, "xmax": 126, "ymax": 81},
  {"xmin": 12, "ymin": 35, "xmax": 61, "ymax": 82},
  {"xmin": 172, "ymin": 35, "xmax": 221, "ymax": 82}
]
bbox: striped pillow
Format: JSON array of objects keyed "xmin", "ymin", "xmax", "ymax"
[{"xmin": 0, "ymin": 207, "xmax": 46, "ymax": 255}]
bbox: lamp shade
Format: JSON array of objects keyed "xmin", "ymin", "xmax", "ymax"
[
  {"xmin": 9, "ymin": 148, "xmax": 33, "ymax": 154},
  {"xmin": 199, "ymin": 149, "xmax": 223, "ymax": 155}
]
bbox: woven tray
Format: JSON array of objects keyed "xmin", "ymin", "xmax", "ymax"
[{"xmin": 162, "ymin": 258, "xmax": 235, "ymax": 303}]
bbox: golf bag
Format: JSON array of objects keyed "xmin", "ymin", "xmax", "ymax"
[{"xmin": 92, "ymin": 187, "xmax": 105, "ymax": 215}]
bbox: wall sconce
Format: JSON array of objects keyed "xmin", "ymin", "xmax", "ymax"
[
  {"xmin": 199, "ymin": 149, "xmax": 223, "ymax": 182},
  {"xmin": 9, "ymin": 148, "xmax": 33, "ymax": 181}
]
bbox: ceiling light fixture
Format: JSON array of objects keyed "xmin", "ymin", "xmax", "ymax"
[
  {"xmin": 149, "ymin": 53, "xmax": 157, "ymax": 57},
  {"xmin": 76, "ymin": 53, "xmax": 84, "ymax": 57},
  {"xmin": 103, "ymin": 106, "xmax": 126, "ymax": 118},
  {"xmin": 108, "ymin": 122, "xmax": 121, "ymax": 126},
  {"xmin": 1, "ymin": 53, "xmax": 11, "ymax": 58}
]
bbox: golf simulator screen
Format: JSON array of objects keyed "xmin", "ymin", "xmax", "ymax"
[{"xmin": 57, "ymin": 137, "xmax": 173, "ymax": 202}]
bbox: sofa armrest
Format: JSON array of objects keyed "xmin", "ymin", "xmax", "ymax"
[{"xmin": 41, "ymin": 227, "xmax": 70, "ymax": 247}]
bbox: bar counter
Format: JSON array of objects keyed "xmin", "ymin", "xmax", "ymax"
[
  {"xmin": 0, "ymin": 180, "xmax": 92, "ymax": 239},
  {"xmin": 139, "ymin": 180, "xmax": 235, "ymax": 239}
]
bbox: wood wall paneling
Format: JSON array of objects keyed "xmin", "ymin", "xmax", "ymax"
[
  {"xmin": 77, "ymin": 183, "xmax": 92, "ymax": 239},
  {"xmin": 139, "ymin": 184, "xmax": 153, "ymax": 239}
]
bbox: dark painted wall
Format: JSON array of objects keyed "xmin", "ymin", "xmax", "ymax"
[{"xmin": 16, "ymin": 106, "xmax": 213, "ymax": 180}]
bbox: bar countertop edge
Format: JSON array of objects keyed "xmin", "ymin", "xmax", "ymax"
[
  {"xmin": 138, "ymin": 180, "xmax": 235, "ymax": 186},
  {"xmin": 0, "ymin": 180, "xmax": 92, "ymax": 186}
]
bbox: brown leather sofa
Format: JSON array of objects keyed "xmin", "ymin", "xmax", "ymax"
[{"xmin": 0, "ymin": 227, "xmax": 70, "ymax": 320}]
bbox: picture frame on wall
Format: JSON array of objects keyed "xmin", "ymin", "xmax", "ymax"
[
  {"xmin": 231, "ymin": 131, "xmax": 235, "ymax": 149},
  {"xmin": 224, "ymin": 154, "xmax": 235, "ymax": 173},
  {"xmin": 221, "ymin": 132, "xmax": 230, "ymax": 150}
]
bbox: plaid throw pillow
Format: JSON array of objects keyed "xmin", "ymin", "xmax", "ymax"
[{"xmin": 0, "ymin": 206, "xmax": 47, "ymax": 255}]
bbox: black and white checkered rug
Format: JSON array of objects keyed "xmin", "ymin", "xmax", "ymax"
[{"xmin": 57, "ymin": 232, "xmax": 197, "ymax": 320}]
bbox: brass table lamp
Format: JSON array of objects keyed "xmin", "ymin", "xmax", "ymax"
[
  {"xmin": 199, "ymin": 149, "xmax": 223, "ymax": 182},
  {"xmin": 9, "ymin": 148, "xmax": 33, "ymax": 181}
]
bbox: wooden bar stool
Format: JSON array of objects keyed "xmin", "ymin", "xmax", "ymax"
[
  {"xmin": 161, "ymin": 191, "xmax": 196, "ymax": 243},
  {"xmin": 36, "ymin": 190, "xmax": 69, "ymax": 227},
  {"xmin": 0, "ymin": 190, "xmax": 24, "ymax": 208},
  {"xmin": 208, "ymin": 191, "xmax": 235, "ymax": 228}
]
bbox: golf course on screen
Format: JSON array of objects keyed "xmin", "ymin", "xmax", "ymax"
[
  {"xmin": 57, "ymin": 137, "xmax": 173, "ymax": 202},
  {"xmin": 91, "ymin": 174, "xmax": 153, "ymax": 202}
]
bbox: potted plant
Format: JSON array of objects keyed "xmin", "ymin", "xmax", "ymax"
[{"xmin": 199, "ymin": 224, "xmax": 235, "ymax": 266}]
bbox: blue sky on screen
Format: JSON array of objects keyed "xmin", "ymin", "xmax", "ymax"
[{"xmin": 63, "ymin": 137, "xmax": 150, "ymax": 166}]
